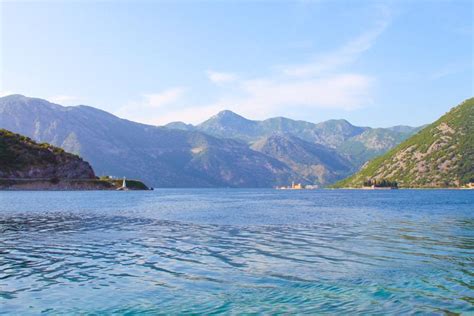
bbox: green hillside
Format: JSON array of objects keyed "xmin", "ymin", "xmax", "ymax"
[
  {"xmin": 0, "ymin": 129, "xmax": 150, "ymax": 190},
  {"xmin": 0, "ymin": 128, "xmax": 95, "ymax": 179},
  {"xmin": 334, "ymin": 98, "xmax": 474, "ymax": 188}
]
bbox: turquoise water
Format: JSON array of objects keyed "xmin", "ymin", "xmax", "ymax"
[{"xmin": 0, "ymin": 189, "xmax": 473, "ymax": 314}]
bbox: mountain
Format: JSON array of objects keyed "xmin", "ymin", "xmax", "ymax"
[
  {"xmin": 0, "ymin": 128, "xmax": 95, "ymax": 180},
  {"xmin": 166, "ymin": 110, "xmax": 419, "ymax": 167},
  {"xmin": 0, "ymin": 95, "xmax": 292, "ymax": 187},
  {"xmin": 251, "ymin": 134, "xmax": 353, "ymax": 186},
  {"xmin": 164, "ymin": 121, "xmax": 195, "ymax": 131},
  {"xmin": 0, "ymin": 94, "xmax": 422, "ymax": 187},
  {"xmin": 336, "ymin": 127, "xmax": 421, "ymax": 167},
  {"xmin": 387, "ymin": 125, "xmax": 424, "ymax": 134},
  {"xmin": 174, "ymin": 112, "xmax": 362, "ymax": 186},
  {"xmin": 334, "ymin": 98, "xmax": 474, "ymax": 188},
  {"xmin": 197, "ymin": 110, "xmax": 261, "ymax": 142},
  {"xmin": 195, "ymin": 111, "xmax": 366, "ymax": 147}
]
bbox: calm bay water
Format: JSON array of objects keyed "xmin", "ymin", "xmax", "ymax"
[{"xmin": 0, "ymin": 189, "xmax": 473, "ymax": 314}]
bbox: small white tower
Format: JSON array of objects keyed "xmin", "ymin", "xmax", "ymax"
[{"xmin": 122, "ymin": 177, "xmax": 127, "ymax": 188}]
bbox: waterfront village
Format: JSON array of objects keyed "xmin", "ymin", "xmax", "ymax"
[{"xmin": 276, "ymin": 182, "xmax": 318, "ymax": 190}]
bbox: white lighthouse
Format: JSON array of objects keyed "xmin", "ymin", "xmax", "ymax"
[{"xmin": 117, "ymin": 177, "xmax": 129, "ymax": 190}]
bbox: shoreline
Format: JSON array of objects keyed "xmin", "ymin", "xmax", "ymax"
[
  {"xmin": 0, "ymin": 178, "xmax": 149, "ymax": 191},
  {"xmin": 1, "ymin": 185, "xmax": 471, "ymax": 191}
]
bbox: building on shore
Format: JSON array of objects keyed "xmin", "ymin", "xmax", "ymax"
[
  {"xmin": 276, "ymin": 181, "xmax": 304, "ymax": 190},
  {"xmin": 291, "ymin": 181, "xmax": 302, "ymax": 189}
]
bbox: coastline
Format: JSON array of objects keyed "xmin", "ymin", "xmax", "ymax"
[{"xmin": 0, "ymin": 178, "xmax": 149, "ymax": 191}]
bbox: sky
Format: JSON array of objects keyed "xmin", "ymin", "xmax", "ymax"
[{"xmin": 0, "ymin": 0, "xmax": 472, "ymax": 127}]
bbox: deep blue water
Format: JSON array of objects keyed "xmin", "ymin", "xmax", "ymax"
[{"xmin": 0, "ymin": 189, "xmax": 473, "ymax": 314}]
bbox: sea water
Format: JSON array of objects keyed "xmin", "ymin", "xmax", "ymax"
[{"xmin": 0, "ymin": 189, "xmax": 472, "ymax": 314}]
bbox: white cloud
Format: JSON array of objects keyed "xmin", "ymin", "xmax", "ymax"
[
  {"xmin": 207, "ymin": 70, "xmax": 237, "ymax": 84},
  {"xmin": 143, "ymin": 88, "xmax": 185, "ymax": 108},
  {"xmin": 117, "ymin": 8, "xmax": 389, "ymax": 126},
  {"xmin": 240, "ymin": 74, "xmax": 373, "ymax": 110},
  {"xmin": 115, "ymin": 87, "xmax": 186, "ymax": 125},
  {"xmin": 199, "ymin": 74, "xmax": 373, "ymax": 121}
]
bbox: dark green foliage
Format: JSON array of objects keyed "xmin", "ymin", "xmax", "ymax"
[
  {"xmin": 0, "ymin": 129, "xmax": 74, "ymax": 171},
  {"xmin": 0, "ymin": 128, "xmax": 95, "ymax": 180},
  {"xmin": 363, "ymin": 179, "xmax": 398, "ymax": 188},
  {"xmin": 108, "ymin": 179, "xmax": 149, "ymax": 190}
]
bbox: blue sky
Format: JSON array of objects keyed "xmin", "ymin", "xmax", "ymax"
[{"xmin": 1, "ymin": 0, "xmax": 472, "ymax": 127}]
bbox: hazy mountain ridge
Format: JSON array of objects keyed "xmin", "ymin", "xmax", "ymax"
[
  {"xmin": 0, "ymin": 94, "xmax": 420, "ymax": 187},
  {"xmin": 336, "ymin": 127, "xmax": 422, "ymax": 167},
  {"xmin": 251, "ymin": 134, "xmax": 354, "ymax": 185},
  {"xmin": 0, "ymin": 95, "xmax": 293, "ymax": 187},
  {"xmin": 334, "ymin": 98, "xmax": 474, "ymax": 188},
  {"xmin": 166, "ymin": 109, "xmax": 419, "ymax": 167}
]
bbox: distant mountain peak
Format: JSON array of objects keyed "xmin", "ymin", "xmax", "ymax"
[
  {"xmin": 216, "ymin": 109, "xmax": 237, "ymax": 116},
  {"xmin": 212, "ymin": 109, "xmax": 249, "ymax": 121},
  {"xmin": 317, "ymin": 118, "xmax": 354, "ymax": 127},
  {"xmin": 200, "ymin": 109, "xmax": 254, "ymax": 127}
]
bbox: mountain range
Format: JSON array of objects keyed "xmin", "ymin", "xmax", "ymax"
[
  {"xmin": 335, "ymin": 98, "xmax": 474, "ymax": 188},
  {"xmin": 0, "ymin": 94, "xmax": 420, "ymax": 187},
  {"xmin": 167, "ymin": 111, "xmax": 421, "ymax": 164}
]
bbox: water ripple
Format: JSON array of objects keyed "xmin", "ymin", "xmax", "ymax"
[{"xmin": 0, "ymin": 189, "xmax": 473, "ymax": 314}]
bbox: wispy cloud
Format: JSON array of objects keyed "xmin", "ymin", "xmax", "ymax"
[
  {"xmin": 239, "ymin": 74, "xmax": 372, "ymax": 110},
  {"xmin": 194, "ymin": 12, "xmax": 389, "ymax": 121},
  {"xmin": 207, "ymin": 70, "xmax": 237, "ymax": 84},
  {"xmin": 198, "ymin": 74, "xmax": 373, "ymax": 121},
  {"xmin": 119, "ymin": 6, "xmax": 390, "ymax": 125},
  {"xmin": 143, "ymin": 88, "xmax": 185, "ymax": 108},
  {"xmin": 279, "ymin": 9, "xmax": 391, "ymax": 77},
  {"xmin": 115, "ymin": 87, "xmax": 186, "ymax": 125}
]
